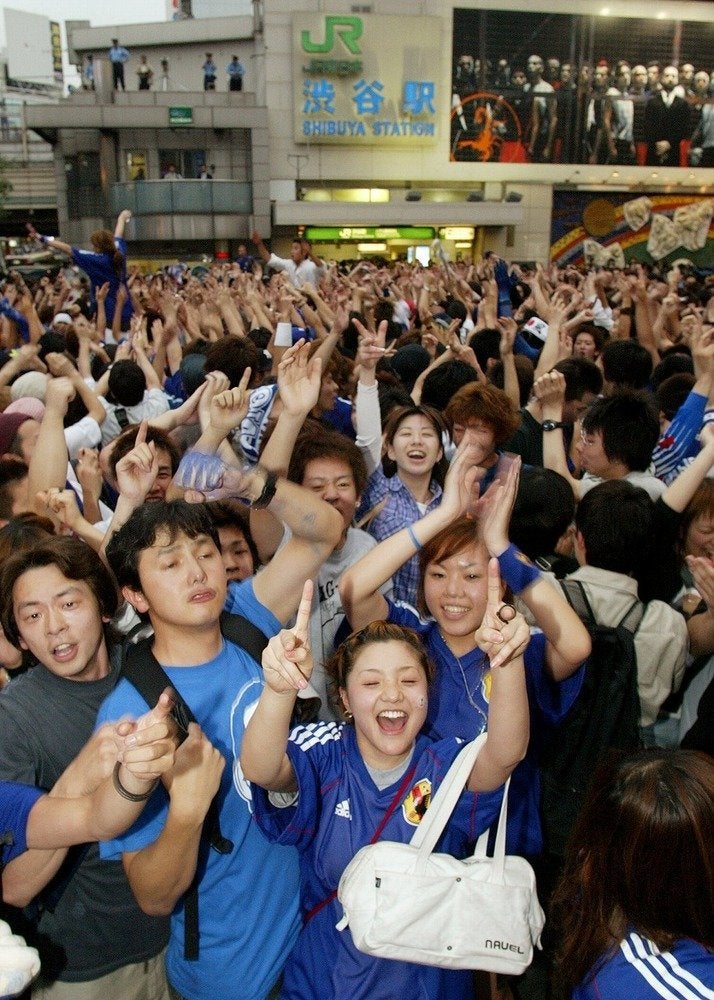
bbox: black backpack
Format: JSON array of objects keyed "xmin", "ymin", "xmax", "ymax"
[{"xmin": 539, "ymin": 579, "xmax": 643, "ymax": 857}]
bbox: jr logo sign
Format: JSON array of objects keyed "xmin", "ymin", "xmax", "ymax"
[{"xmin": 301, "ymin": 16, "xmax": 363, "ymax": 55}]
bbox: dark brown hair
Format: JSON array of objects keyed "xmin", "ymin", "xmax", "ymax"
[
  {"xmin": 0, "ymin": 536, "xmax": 118, "ymax": 645},
  {"xmin": 552, "ymin": 748, "xmax": 714, "ymax": 990},
  {"xmin": 325, "ymin": 621, "xmax": 434, "ymax": 718},
  {"xmin": 205, "ymin": 500, "xmax": 260, "ymax": 573},
  {"xmin": 0, "ymin": 512, "xmax": 54, "ymax": 565}
]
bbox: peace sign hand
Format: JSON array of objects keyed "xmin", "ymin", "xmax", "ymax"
[
  {"xmin": 262, "ymin": 580, "xmax": 314, "ymax": 695},
  {"xmin": 474, "ymin": 559, "xmax": 530, "ymax": 670}
]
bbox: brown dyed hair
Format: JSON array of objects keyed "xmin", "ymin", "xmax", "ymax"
[
  {"xmin": 325, "ymin": 621, "xmax": 434, "ymax": 718},
  {"xmin": 552, "ymin": 748, "xmax": 714, "ymax": 990},
  {"xmin": 416, "ymin": 520, "xmax": 484, "ymax": 617},
  {"xmin": 443, "ymin": 381, "xmax": 519, "ymax": 445},
  {"xmin": 681, "ymin": 479, "xmax": 714, "ymax": 556},
  {"xmin": 90, "ymin": 229, "xmax": 125, "ymax": 278}
]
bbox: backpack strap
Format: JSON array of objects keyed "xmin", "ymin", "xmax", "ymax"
[
  {"xmin": 618, "ymin": 598, "xmax": 644, "ymax": 635},
  {"xmin": 120, "ymin": 611, "xmax": 276, "ymax": 959},
  {"xmin": 562, "ymin": 578, "xmax": 644, "ymax": 636},
  {"xmin": 121, "ymin": 636, "xmax": 233, "ymax": 961},
  {"xmin": 559, "ymin": 578, "xmax": 597, "ymax": 629},
  {"xmin": 219, "ymin": 611, "xmax": 269, "ymax": 667}
]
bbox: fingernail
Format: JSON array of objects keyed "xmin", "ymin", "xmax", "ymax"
[{"xmin": 125, "ymin": 734, "xmax": 137, "ymax": 747}]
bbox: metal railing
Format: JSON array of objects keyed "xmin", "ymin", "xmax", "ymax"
[{"xmin": 110, "ymin": 179, "xmax": 252, "ymax": 216}]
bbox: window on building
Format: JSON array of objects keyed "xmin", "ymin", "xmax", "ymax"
[
  {"xmin": 158, "ymin": 150, "xmax": 207, "ymax": 179},
  {"xmin": 127, "ymin": 151, "xmax": 147, "ymax": 180},
  {"xmin": 65, "ymin": 153, "xmax": 105, "ymax": 218}
]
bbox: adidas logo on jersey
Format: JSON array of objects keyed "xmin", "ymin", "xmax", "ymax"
[{"xmin": 335, "ymin": 799, "xmax": 351, "ymax": 819}]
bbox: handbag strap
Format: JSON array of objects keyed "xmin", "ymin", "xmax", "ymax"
[
  {"xmin": 410, "ymin": 733, "xmax": 488, "ymax": 857},
  {"xmin": 473, "ymin": 775, "xmax": 511, "ymax": 879},
  {"xmin": 304, "ymin": 758, "xmax": 418, "ymax": 924}
]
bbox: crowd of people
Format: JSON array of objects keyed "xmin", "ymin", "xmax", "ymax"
[
  {"xmin": 0, "ymin": 215, "xmax": 712, "ymax": 999},
  {"xmin": 452, "ymin": 53, "xmax": 714, "ymax": 166}
]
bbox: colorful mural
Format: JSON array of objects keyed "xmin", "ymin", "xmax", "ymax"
[{"xmin": 550, "ymin": 191, "xmax": 714, "ymax": 267}]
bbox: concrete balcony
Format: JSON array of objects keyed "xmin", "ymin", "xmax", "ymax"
[{"xmin": 111, "ymin": 179, "xmax": 252, "ymax": 242}]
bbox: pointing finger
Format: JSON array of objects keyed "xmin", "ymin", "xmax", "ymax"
[
  {"xmin": 487, "ymin": 557, "xmax": 502, "ymax": 609},
  {"xmin": 294, "ymin": 579, "xmax": 313, "ymax": 640}
]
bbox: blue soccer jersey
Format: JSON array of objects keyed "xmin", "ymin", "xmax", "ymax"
[
  {"xmin": 252, "ymin": 723, "xmax": 504, "ymax": 1000},
  {"xmin": 0, "ymin": 780, "xmax": 43, "ymax": 866},
  {"xmin": 98, "ymin": 579, "xmax": 299, "ymax": 1000},
  {"xmin": 574, "ymin": 932, "xmax": 714, "ymax": 999},
  {"xmin": 385, "ymin": 599, "xmax": 584, "ymax": 857}
]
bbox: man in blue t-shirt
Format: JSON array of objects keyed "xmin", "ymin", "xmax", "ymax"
[{"xmin": 97, "ymin": 485, "xmax": 342, "ymax": 1000}]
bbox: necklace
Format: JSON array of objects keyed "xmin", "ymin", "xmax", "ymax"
[{"xmin": 438, "ymin": 633, "xmax": 489, "ymax": 734}]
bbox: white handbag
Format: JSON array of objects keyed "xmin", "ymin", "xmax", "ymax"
[{"xmin": 336, "ymin": 734, "xmax": 545, "ymax": 974}]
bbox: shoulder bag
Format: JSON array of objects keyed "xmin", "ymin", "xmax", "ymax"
[{"xmin": 336, "ymin": 734, "xmax": 545, "ymax": 974}]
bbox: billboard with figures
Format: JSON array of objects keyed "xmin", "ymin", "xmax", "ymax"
[{"xmin": 451, "ymin": 8, "xmax": 713, "ymax": 168}]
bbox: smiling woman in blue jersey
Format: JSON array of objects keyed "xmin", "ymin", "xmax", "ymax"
[{"xmin": 241, "ymin": 571, "xmax": 531, "ymax": 1000}]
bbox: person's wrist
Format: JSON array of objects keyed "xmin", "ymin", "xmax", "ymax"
[
  {"xmin": 497, "ymin": 543, "xmax": 542, "ymax": 594},
  {"xmin": 114, "ymin": 761, "xmax": 157, "ymax": 799},
  {"xmin": 240, "ymin": 464, "xmax": 277, "ymax": 507}
]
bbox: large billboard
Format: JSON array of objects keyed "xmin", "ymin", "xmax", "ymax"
[
  {"xmin": 4, "ymin": 7, "xmax": 63, "ymax": 91},
  {"xmin": 450, "ymin": 9, "xmax": 713, "ymax": 167},
  {"xmin": 293, "ymin": 14, "xmax": 440, "ymax": 146}
]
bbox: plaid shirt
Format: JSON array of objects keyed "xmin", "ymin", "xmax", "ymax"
[{"xmin": 359, "ymin": 467, "xmax": 442, "ymax": 605}]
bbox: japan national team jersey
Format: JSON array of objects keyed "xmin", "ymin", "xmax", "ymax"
[
  {"xmin": 252, "ymin": 723, "xmax": 505, "ymax": 1000},
  {"xmin": 574, "ymin": 932, "xmax": 714, "ymax": 999},
  {"xmin": 386, "ymin": 599, "xmax": 585, "ymax": 856}
]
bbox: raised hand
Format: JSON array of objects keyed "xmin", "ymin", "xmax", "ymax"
[
  {"xmin": 76, "ymin": 448, "xmax": 103, "ymax": 501},
  {"xmin": 115, "ymin": 420, "xmax": 160, "ymax": 504},
  {"xmin": 277, "ymin": 339, "xmax": 322, "ymax": 417},
  {"xmin": 440, "ymin": 431, "xmax": 487, "ymax": 520},
  {"xmin": 261, "ymin": 579, "xmax": 314, "ymax": 694},
  {"xmin": 44, "ymin": 375, "xmax": 76, "ymax": 416},
  {"xmin": 173, "ymin": 450, "xmax": 251, "ymax": 502},
  {"xmin": 478, "ymin": 455, "xmax": 521, "ymax": 556},
  {"xmin": 36, "ymin": 488, "xmax": 85, "ymax": 535},
  {"xmin": 163, "ymin": 722, "xmax": 225, "ymax": 822},
  {"xmin": 197, "ymin": 370, "xmax": 230, "ymax": 430},
  {"xmin": 474, "ymin": 558, "xmax": 530, "ymax": 669},
  {"xmin": 208, "ymin": 368, "xmax": 252, "ymax": 435},
  {"xmin": 116, "ymin": 688, "xmax": 180, "ymax": 781}
]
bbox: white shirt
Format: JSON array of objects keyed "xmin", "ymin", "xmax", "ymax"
[{"xmin": 267, "ymin": 252, "xmax": 325, "ymax": 289}]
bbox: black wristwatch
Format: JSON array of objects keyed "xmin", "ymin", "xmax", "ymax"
[
  {"xmin": 250, "ymin": 468, "xmax": 278, "ymax": 508},
  {"xmin": 541, "ymin": 419, "xmax": 566, "ymax": 432}
]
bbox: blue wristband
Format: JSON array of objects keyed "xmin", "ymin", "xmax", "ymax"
[{"xmin": 497, "ymin": 543, "xmax": 541, "ymax": 595}]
